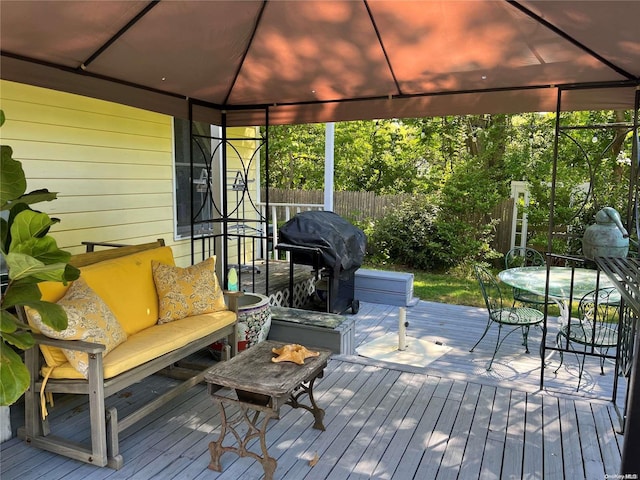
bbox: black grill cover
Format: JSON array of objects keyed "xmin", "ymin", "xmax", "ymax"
[{"xmin": 278, "ymin": 211, "xmax": 366, "ymax": 272}]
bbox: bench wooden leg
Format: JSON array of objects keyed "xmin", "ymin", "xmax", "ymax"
[
  {"xmin": 87, "ymin": 353, "xmax": 110, "ymax": 467},
  {"xmin": 22, "ymin": 346, "xmax": 44, "ymax": 439},
  {"xmin": 106, "ymin": 407, "xmax": 124, "ymax": 469},
  {"xmin": 19, "ymin": 350, "xmax": 111, "ymax": 468}
]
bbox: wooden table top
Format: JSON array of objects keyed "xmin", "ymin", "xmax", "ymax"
[{"xmin": 204, "ymin": 340, "xmax": 332, "ymax": 397}]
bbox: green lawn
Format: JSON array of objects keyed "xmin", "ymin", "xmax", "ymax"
[
  {"xmin": 367, "ymin": 266, "xmax": 562, "ymax": 316},
  {"xmin": 412, "ymin": 270, "xmax": 486, "ymax": 308},
  {"xmin": 362, "ymin": 263, "xmax": 488, "ymax": 308}
]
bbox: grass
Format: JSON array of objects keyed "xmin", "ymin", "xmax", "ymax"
[
  {"xmin": 412, "ymin": 270, "xmax": 485, "ymax": 308},
  {"xmin": 368, "ymin": 264, "xmax": 562, "ymax": 317},
  {"xmin": 363, "ymin": 263, "xmax": 487, "ymax": 308}
]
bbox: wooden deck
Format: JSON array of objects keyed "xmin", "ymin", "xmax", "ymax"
[{"xmin": 1, "ymin": 300, "xmax": 626, "ymax": 480}]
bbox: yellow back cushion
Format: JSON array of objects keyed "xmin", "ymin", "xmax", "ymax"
[
  {"xmin": 79, "ymin": 246, "xmax": 175, "ymax": 335},
  {"xmin": 38, "ymin": 246, "xmax": 175, "ymax": 338}
]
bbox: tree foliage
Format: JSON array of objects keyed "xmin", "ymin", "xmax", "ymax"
[{"xmin": 262, "ymin": 109, "xmax": 636, "ymax": 269}]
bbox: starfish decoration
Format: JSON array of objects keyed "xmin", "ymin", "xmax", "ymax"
[{"xmin": 271, "ymin": 344, "xmax": 320, "ymax": 365}]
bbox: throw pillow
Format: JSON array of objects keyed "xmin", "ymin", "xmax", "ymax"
[
  {"xmin": 28, "ymin": 277, "xmax": 127, "ymax": 378},
  {"xmin": 152, "ymin": 256, "xmax": 227, "ymax": 324}
]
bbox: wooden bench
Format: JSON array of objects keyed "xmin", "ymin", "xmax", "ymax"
[{"xmin": 17, "ymin": 240, "xmax": 239, "ymax": 469}]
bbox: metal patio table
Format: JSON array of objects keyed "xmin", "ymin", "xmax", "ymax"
[{"xmin": 205, "ymin": 340, "xmax": 332, "ymax": 480}]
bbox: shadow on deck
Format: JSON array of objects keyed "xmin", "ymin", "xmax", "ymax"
[{"xmin": 1, "ymin": 300, "xmax": 625, "ymax": 479}]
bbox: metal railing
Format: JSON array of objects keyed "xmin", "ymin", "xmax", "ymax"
[{"xmin": 258, "ymin": 202, "xmax": 324, "ymax": 260}]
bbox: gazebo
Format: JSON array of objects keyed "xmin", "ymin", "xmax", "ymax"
[{"xmin": 2, "ymin": 1, "xmax": 639, "ymax": 474}]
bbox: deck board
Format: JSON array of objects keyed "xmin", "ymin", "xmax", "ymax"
[
  {"xmin": 1, "ymin": 300, "xmax": 626, "ymax": 479},
  {"xmin": 457, "ymin": 384, "xmax": 494, "ymax": 480},
  {"xmin": 436, "ymin": 382, "xmax": 481, "ymax": 480},
  {"xmin": 413, "ymin": 380, "xmax": 464, "ymax": 479},
  {"xmin": 368, "ymin": 375, "xmax": 440, "ymax": 480},
  {"xmin": 346, "ymin": 373, "xmax": 423, "ymax": 480},
  {"xmin": 558, "ymin": 397, "xmax": 584, "ymax": 479},
  {"xmin": 479, "ymin": 385, "xmax": 509, "ymax": 480},
  {"xmin": 592, "ymin": 403, "xmax": 622, "ymax": 476},
  {"xmin": 575, "ymin": 405, "xmax": 607, "ymax": 480},
  {"xmin": 502, "ymin": 389, "xmax": 526, "ymax": 480},
  {"xmin": 523, "ymin": 391, "xmax": 543, "ymax": 479},
  {"xmin": 542, "ymin": 395, "xmax": 564, "ymax": 480}
]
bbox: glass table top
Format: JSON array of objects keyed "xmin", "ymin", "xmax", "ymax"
[{"xmin": 498, "ymin": 266, "xmax": 617, "ymax": 302}]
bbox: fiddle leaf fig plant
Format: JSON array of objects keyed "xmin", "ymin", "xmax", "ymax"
[{"xmin": 0, "ymin": 110, "xmax": 80, "ymax": 406}]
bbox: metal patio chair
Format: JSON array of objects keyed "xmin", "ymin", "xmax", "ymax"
[
  {"xmin": 554, "ymin": 287, "xmax": 621, "ymax": 390},
  {"xmin": 471, "ymin": 264, "xmax": 545, "ymax": 371},
  {"xmin": 504, "ymin": 247, "xmax": 555, "ymax": 310}
]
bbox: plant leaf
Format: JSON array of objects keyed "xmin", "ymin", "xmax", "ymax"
[
  {"xmin": 4, "ymin": 253, "xmax": 70, "ymax": 282},
  {"xmin": 2, "ymin": 282, "xmax": 42, "ymax": 308},
  {"xmin": 22, "ymin": 300, "xmax": 67, "ymax": 331},
  {"xmin": 0, "ymin": 342, "xmax": 30, "ymax": 406},
  {"xmin": 0, "ymin": 217, "xmax": 7, "ymax": 253},
  {"xmin": 64, "ymin": 264, "xmax": 81, "ymax": 282},
  {"xmin": 16, "ymin": 189, "xmax": 59, "ymax": 206},
  {"xmin": 10, "ymin": 209, "xmax": 56, "ymax": 244},
  {"xmin": 0, "ymin": 145, "xmax": 27, "ymax": 209},
  {"xmin": 3, "ymin": 202, "xmax": 30, "ymax": 252},
  {"xmin": 0, "ymin": 310, "xmax": 18, "ymax": 333},
  {"xmin": 10, "ymin": 236, "xmax": 71, "ymax": 265},
  {"xmin": 2, "ymin": 330, "xmax": 35, "ymax": 350}
]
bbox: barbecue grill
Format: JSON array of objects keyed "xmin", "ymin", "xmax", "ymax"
[{"xmin": 276, "ymin": 211, "xmax": 366, "ymax": 314}]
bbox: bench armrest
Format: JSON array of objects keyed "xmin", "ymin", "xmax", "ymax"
[
  {"xmin": 32, "ymin": 333, "xmax": 106, "ymax": 354},
  {"xmin": 224, "ymin": 290, "xmax": 244, "ymax": 313}
]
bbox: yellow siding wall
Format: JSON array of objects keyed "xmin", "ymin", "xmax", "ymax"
[{"xmin": 0, "ymin": 80, "xmax": 259, "ymax": 268}]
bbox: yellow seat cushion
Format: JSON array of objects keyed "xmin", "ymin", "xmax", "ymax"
[
  {"xmin": 28, "ymin": 278, "xmax": 127, "ymax": 378},
  {"xmin": 43, "ymin": 310, "xmax": 237, "ymax": 380},
  {"xmin": 152, "ymin": 256, "xmax": 227, "ymax": 324}
]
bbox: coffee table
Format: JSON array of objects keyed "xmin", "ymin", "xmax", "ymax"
[{"xmin": 205, "ymin": 340, "xmax": 332, "ymax": 479}]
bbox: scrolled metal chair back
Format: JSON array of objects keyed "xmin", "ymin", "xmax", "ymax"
[
  {"xmin": 474, "ymin": 264, "xmax": 502, "ymax": 315},
  {"xmin": 577, "ymin": 287, "xmax": 620, "ymax": 343},
  {"xmin": 504, "ymin": 247, "xmax": 546, "ymax": 269}
]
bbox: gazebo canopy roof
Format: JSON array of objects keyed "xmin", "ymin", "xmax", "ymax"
[{"xmin": 1, "ymin": 0, "xmax": 639, "ymax": 125}]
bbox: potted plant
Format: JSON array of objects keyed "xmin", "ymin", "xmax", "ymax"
[{"xmin": 0, "ymin": 109, "xmax": 80, "ymax": 416}]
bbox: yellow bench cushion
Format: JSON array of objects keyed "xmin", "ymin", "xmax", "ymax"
[
  {"xmin": 33, "ymin": 246, "xmax": 175, "ymax": 368},
  {"xmin": 80, "ymin": 246, "xmax": 175, "ymax": 335},
  {"xmin": 43, "ymin": 310, "xmax": 237, "ymax": 380}
]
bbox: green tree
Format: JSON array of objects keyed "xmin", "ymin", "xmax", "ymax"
[
  {"xmin": 263, "ymin": 123, "xmax": 325, "ymax": 189},
  {"xmin": 521, "ymin": 110, "xmax": 635, "ymax": 254},
  {"xmin": 262, "ymin": 119, "xmax": 431, "ymax": 194},
  {"xmin": 263, "ymin": 109, "xmax": 636, "ymax": 267}
]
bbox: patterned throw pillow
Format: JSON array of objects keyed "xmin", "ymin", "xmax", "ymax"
[
  {"xmin": 28, "ymin": 277, "xmax": 127, "ymax": 378},
  {"xmin": 152, "ymin": 256, "xmax": 227, "ymax": 324}
]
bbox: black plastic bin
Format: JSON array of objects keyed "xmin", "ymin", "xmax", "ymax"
[{"xmin": 276, "ymin": 211, "xmax": 366, "ymax": 314}]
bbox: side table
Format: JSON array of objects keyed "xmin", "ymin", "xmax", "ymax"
[{"xmin": 204, "ymin": 340, "xmax": 332, "ymax": 479}]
